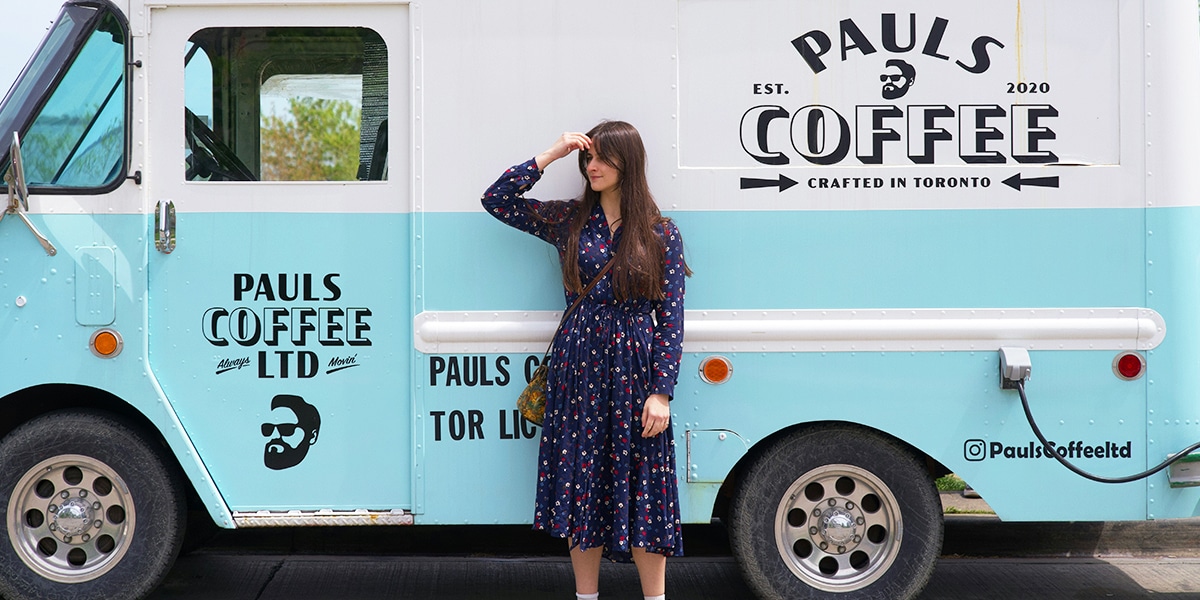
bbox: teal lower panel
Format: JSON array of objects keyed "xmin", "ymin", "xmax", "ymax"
[
  {"xmin": 414, "ymin": 348, "xmax": 1165, "ymax": 524},
  {"xmin": 672, "ymin": 350, "xmax": 1154, "ymax": 522},
  {"xmin": 411, "ymin": 205, "xmax": 1200, "ymax": 523},
  {"xmin": 148, "ymin": 213, "xmax": 414, "ymax": 511},
  {"xmin": 425, "ymin": 207, "xmax": 1146, "ymax": 311},
  {"xmin": 14, "ymin": 204, "xmax": 1200, "ymax": 525},
  {"xmin": 1145, "ymin": 206, "xmax": 1200, "ymax": 519},
  {"xmin": 0, "ymin": 214, "xmax": 235, "ymax": 524}
]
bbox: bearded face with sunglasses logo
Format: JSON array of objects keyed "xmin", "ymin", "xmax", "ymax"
[
  {"xmin": 881, "ymin": 58, "xmax": 916, "ymax": 100},
  {"xmin": 261, "ymin": 394, "xmax": 321, "ymax": 470}
]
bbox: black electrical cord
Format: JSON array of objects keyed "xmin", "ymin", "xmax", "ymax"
[{"xmin": 1017, "ymin": 378, "xmax": 1200, "ymax": 484}]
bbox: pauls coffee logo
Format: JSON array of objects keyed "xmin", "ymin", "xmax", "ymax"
[
  {"xmin": 203, "ymin": 273, "xmax": 372, "ymax": 378},
  {"xmin": 262, "ymin": 394, "xmax": 321, "ymax": 470},
  {"xmin": 740, "ymin": 13, "xmax": 1060, "ymax": 168},
  {"xmin": 964, "ymin": 438, "xmax": 1132, "ymax": 462},
  {"xmin": 791, "ymin": 15, "xmax": 1003, "ymax": 78}
]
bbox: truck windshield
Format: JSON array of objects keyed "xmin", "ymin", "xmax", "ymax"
[{"xmin": 0, "ymin": 2, "xmax": 126, "ymax": 190}]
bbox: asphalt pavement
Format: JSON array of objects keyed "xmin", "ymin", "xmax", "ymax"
[
  {"xmin": 150, "ymin": 553, "xmax": 1200, "ymax": 599},
  {"xmin": 145, "ymin": 493, "xmax": 1200, "ymax": 599}
]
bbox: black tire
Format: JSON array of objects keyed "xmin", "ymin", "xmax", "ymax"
[
  {"xmin": 179, "ymin": 507, "xmax": 221, "ymax": 556},
  {"xmin": 0, "ymin": 410, "xmax": 186, "ymax": 600},
  {"xmin": 729, "ymin": 425, "xmax": 943, "ymax": 600}
]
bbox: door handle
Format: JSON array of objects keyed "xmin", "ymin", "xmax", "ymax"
[{"xmin": 155, "ymin": 200, "xmax": 176, "ymax": 254}]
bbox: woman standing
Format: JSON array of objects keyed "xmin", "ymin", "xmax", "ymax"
[{"xmin": 482, "ymin": 121, "xmax": 688, "ymax": 600}]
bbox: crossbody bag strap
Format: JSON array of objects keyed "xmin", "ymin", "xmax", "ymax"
[{"xmin": 543, "ymin": 258, "xmax": 616, "ymax": 360}]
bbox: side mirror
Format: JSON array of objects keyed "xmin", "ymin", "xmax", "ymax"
[
  {"xmin": 1, "ymin": 131, "xmax": 55, "ymax": 256},
  {"xmin": 7, "ymin": 132, "xmax": 29, "ymax": 212}
]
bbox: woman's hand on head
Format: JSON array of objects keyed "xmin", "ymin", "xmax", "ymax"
[
  {"xmin": 536, "ymin": 132, "xmax": 591, "ymax": 171},
  {"xmin": 641, "ymin": 393, "xmax": 671, "ymax": 438}
]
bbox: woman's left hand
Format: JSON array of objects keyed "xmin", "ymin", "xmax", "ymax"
[{"xmin": 642, "ymin": 394, "xmax": 671, "ymax": 437}]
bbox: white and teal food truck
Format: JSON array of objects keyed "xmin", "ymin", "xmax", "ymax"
[{"xmin": 1, "ymin": 0, "xmax": 1199, "ymax": 598}]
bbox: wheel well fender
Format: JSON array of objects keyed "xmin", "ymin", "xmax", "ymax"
[
  {"xmin": 0, "ymin": 384, "xmax": 211, "ymax": 517},
  {"xmin": 710, "ymin": 420, "xmax": 949, "ymax": 522}
]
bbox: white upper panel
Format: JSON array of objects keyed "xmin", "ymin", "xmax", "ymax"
[
  {"xmin": 678, "ymin": 0, "xmax": 1120, "ymax": 169},
  {"xmin": 25, "ymin": 0, "xmax": 1200, "ymax": 215}
]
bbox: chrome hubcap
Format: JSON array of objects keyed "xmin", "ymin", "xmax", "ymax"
[
  {"xmin": 7, "ymin": 454, "xmax": 135, "ymax": 583},
  {"xmin": 51, "ymin": 496, "xmax": 94, "ymax": 538},
  {"xmin": 775, "ymin": 464, "xmax": 902, "ymax": 592},
  {"xmin": 818, "ymin": 505, "xmax": 858, "ymax": 548}
]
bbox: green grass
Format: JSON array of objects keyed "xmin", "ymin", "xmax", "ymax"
[
  {"xmin": 936, "ymin": 473, "xmax": 996, "ymax": 515},
  {"xmin": 942, "ymin": 506, "xmax": 994, "ymax": 515},
  {"xmin": 935, "ymin": 473, "xmax": 967, "ymax": 492}
]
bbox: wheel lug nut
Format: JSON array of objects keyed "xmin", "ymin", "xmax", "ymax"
[
  {"xmin": 82, "ymin": 534, "xmax": 90, "ymax": 542},
  {"xmin": 856, "ymin": 517, "xmax": 864, "ymax": 525},
  {"xmin": 92, "ymin": 502, "xmax": 101, "ymax": 510},
  {"xmin": 853, "ymin": 535, "xmax": 862, "ymax": 543},
  {"xmin": 846, "ymin": 502, "xmax": 855, "ymax": 510},
  {"xmin": 94, "ymin": 520, "xmax": 102, "ymax": 529},
  {"xmin": 79, "ymin": 490, "xmax": 88, "ymax": 498},
  {"xmin": 49, "ymin": 504, "xmax": 58, "ymax": 512},
  {"xmin": 60, "ymin": 491, "xmax": 70, "ymax": 499},
  {"xmin": 819, "ymin": 541, "xmax": 828, "ymax": 550},
  {"xmin": 48, "ymin": 523, "xmax": 57, "ymax": 531},
  {"xmin": 837, "ymin": 545, "xmax": 846, "ymax": 553},
  {"xmin": 812, "ymin": 509, "xmax": 821, "ymax": 517},
  {"xmin": 809, "ymin": 526, "xmax": 818, "ymax": 535},
  {"xmin": 828, "ymin": 499, "xmax": 836, "ymax": 507}
]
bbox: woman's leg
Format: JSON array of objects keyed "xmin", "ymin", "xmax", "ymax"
[
  {"xmin": 630, "ymin": 547, "xmax": 666, "ymax": 597},
  {"xmin": 570, "ymin": 544, "xmax": 603, "ymax": 595}
]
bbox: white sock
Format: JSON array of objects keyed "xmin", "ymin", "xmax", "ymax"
[
  {"xmin": 576, "ymin": 594, "xmax": 599, "ymax": 600},
  {"xmin": 644, "ymin": 596, "xmax": 666, "ymax": 600}
]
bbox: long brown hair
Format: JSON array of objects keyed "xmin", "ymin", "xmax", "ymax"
[{"xmin": 561, "ymin": 121, "xmax": 688, "ymax": 300}]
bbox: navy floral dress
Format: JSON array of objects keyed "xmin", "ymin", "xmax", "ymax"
[{"xmin": 482, "ymin": 158, "xmax": 686, "ymax": 561}]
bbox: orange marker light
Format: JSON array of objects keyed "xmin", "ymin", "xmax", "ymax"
[
  {"xmin": 699, "ymin": 356, "xmax": 733, "ymax": 385},
  {"xmin": 90, "ymin": 329, "xmax": 123, "ymax": 358}
]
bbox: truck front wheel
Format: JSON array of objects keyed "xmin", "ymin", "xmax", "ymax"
[
  {"xmin": 0, "ymin": 410, "xmax": 185, "ymax": 600},
  {"xmin": 729, "ymin": 425, "xmax": 943, "ymax": 600}
]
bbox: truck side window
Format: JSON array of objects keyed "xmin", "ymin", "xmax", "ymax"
[
  {"xmin": 18, "ymin": 10, "xmax": 126, "ymax": 189},
  {"xmin": 185, "ymin": 27, "xmax": 388, "ymax": 182}
]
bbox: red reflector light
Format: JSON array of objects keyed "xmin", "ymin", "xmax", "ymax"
[{"xmin": 1113, "ymin": 352, "xmax": 1145, "ymax": 381}]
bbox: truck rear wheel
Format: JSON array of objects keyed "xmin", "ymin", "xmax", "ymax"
[
  {"xmin": 729, "ymin": 425, "xmax": 942, "ymax": 600},
  {"xmin": 0, "ymin": 410, "xmax": 185, "ymax": 600}
]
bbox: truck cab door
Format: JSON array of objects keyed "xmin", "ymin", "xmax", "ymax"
[{"xmin": 144, "ymin": 4, "xmax": 413, "ymax": 514}]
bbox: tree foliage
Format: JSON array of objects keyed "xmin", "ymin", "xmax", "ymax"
[
  {"xmin": 260, "ymin": 97, "xmax": 360, "ymax": 181},
  {"xmin": 22, "ymin": 113, "xmax": 123, "ymax": 187}
]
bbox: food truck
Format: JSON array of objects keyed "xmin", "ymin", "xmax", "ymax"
[{"xmin": 1, "ymin": 0, "xmax": 1199, "ymax": 598}]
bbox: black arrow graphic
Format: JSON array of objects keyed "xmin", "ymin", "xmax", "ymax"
[
  {"xmin": 740, "ymin": 174, "xmax": 798, "ymax": 192},
  {"xmin": 1002, "ymin": 174, "xmax": 1060, "ymax": 191}
]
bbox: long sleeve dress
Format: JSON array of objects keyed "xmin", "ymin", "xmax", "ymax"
[{"xmin": 482, "ymin": 158, "xmax": 686, "ymax": 561}]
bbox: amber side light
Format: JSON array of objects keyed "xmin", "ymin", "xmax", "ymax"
[
  {"xmin": 699, "ymin": 356, "xmax": 733, "ymax": 384},
  {"xmin": 90, "ymin": 329, "xmax": 122, "ymax": 358}
]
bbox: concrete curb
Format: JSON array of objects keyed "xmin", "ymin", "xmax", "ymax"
[
  {"xmin": 939, "ymin": 490, "xmax": 994, "ymax": 514},
  {"xmin": 939, "ymin": 491, "xmax": 1200, "ymax": 558}
]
